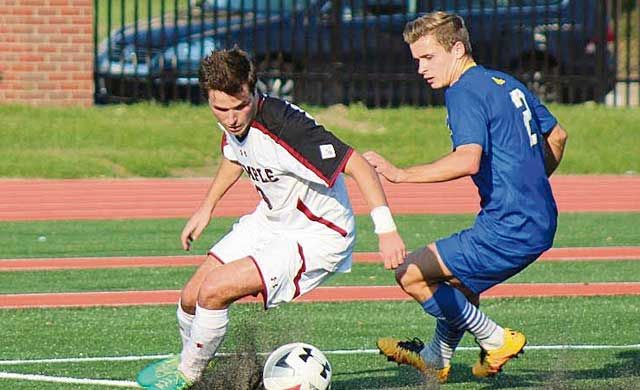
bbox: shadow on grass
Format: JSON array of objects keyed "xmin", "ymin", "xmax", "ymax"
[
  {"xmin": 333, "ymin": 365, "xmax": 442, "ymax": 389},
  {"xmin": 192, "ymin": 318, "xmax": 262, "ymax": 390},
  {"xmin": 336, "ymin": 350, "xmax": 640, "ymax": 389},
  {"xmin": 450, "ymin": 350, "xmax": 640, "ymax": 389}
]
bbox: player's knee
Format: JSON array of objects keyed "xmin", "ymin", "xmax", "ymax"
[
  {"xmin": 395, "ymin": 268, "xmax": 417, "ymax": 293},
  {"xmin": 180, "ymin": 288, "xmax": 198, "ymax": 314},
  {"xmin": 196, "ymin": 282, "xmax": 231, "ymax": 309},
  {"xmin": 395, "ymin": 269, "xmax": 418, "ymax": 294}
]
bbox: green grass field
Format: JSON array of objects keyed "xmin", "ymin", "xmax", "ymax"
[
  {"xmin": 1, "ymin": 212, "xmax": 639, "ymax": 388},
  {"xmin": 1, "ymin": 298, "xmax": 639, "ymax": 389},
  {"xmin": 1, "ymin": 213, "xmax": 638, "ymax": 258},
  {"xmin": 2, "ymin": 98, "xmax": 639, "ymax": 388}
]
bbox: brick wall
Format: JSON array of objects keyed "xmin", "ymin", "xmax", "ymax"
[{"xmin": 0, "ymin": 0, "xmax": 94, "ymax": 107}]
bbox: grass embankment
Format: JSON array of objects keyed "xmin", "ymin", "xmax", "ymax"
[{"xmin": 1, "ymin": 103, "xmax": 639, "ymax": 178}]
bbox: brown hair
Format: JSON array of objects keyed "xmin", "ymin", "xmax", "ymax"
[
  {"xmin": 199, "ymin": 47, "xmax": 257, "ymax": 95},
  {"xmin": 403, "ymin": 11, "xmax": 472, "ymax": 55}
]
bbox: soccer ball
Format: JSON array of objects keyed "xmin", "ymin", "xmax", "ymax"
[{"xmin": 262, "ymin": 342, "xmax": 332, "ymax": 390}]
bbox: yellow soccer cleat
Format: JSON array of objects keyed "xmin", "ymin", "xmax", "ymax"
[
  {"xmin": 377, "ymin": 337, "xmax": 451, "ymax": 383},
  {"xmin": 472, "ymin": 328, "xmax": 526, "ymax": 378}
]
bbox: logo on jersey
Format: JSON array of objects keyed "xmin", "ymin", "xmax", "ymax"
[
  {"xmin": 492, "ymin": 76, "xmax": 506, "ymax": 86},
  {"xmin": 319, "ymin": 144, "xmax": 336, "ymax": 160}
]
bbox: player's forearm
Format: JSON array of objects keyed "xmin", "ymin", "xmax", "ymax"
[
  {"xmin": 345, "ymin": 151, "xmax": 399, "ymax": 235},
  {"xmin": 397, "ymin": 145, "xmax": 482, "ymax": 183},
  {"xmin": 344, "ymin": 151, "xmax": 389, "ymax": 209},
  {"xmin": 201, "ymin": 158, "xmax": 244, "ymax": 211},
  {"xmin": 543, "ymin": 124, "xmax": 568, "ymax": 177}
]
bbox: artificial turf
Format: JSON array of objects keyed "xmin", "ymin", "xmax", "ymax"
[{"xmin": 1, "ymin": 298, "xmax": 639, "ymax": 389}]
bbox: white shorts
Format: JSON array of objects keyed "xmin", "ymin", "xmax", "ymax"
[{"xmin": 209, "ymin": 211, "xmax": 355, "ymax": 309}]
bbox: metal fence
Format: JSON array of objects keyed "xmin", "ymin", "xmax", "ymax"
[{"xmin": 93, "ymin": 0, "xmax": 638, "ymax": 106}]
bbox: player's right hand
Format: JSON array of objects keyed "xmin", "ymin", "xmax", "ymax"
[
  {"xmin": 363, "ymin": 151, "xmax": 403, "ymax": 183},
  {"xmin": 180, "ymin": 204, "xmax": 214, "ymax": 251}
]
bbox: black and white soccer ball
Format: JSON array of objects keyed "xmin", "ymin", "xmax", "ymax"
[{"xmin": 262, "ymin": 342, "xmax": 332, "ymax": 390}]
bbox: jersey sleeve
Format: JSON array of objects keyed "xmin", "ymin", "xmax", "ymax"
[
  {"xmin": 445, "ymin": 88, "xmax": 489, "ymax": 150},
  {"xmin": 255, "ymin": 97, "xmax": 353, "ymax": 187},
  {"xmin": 526, "ymin": 90, "xmax": 558, "ymax": 134}
]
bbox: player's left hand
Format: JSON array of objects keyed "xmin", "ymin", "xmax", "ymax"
[{"xmin": 378, "ymin": 231, "xmax": 406, "ymax": 269}]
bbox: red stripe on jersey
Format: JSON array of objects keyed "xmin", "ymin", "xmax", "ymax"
[
  {"xmin": 331, "ymin": 148, "xmax": 354, "ymax": 186},
  {"xmin": 207, "ymin": 252, "xmax": 226, "ymax": 266},
  {"xmin": 220, "ymin": 133, "xmax": 228, "ymax": 154},
  {"xmin": 249, "ymin": 256, "xmax": 268, "ymax": 310},
  {"xmin": 251, "ymin": 120, "xmax": 335, "ymax": 187},
  {"xmin": 293, "ymin": 243, "xmax": 307, "ymax": 299},
  {"xmin": 296, "ymin": 199, "xmax": 348, "ymax": 237}
]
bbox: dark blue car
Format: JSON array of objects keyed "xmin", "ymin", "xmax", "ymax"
[{"xmin": 95, "ymin": 0, "xmax": 615, "ymax": 104}]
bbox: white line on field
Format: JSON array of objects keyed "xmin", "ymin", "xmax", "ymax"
[
  {"xmin": 2, "ymin": 344, "xmax": 640, "ymax": 366},
  {"xmin": 2, "ymin": 344, "xmax": 640, "ymax": 387},
  {"xmin": 0, "ymin": 371, "xmax": 140, "ymax": 387}
]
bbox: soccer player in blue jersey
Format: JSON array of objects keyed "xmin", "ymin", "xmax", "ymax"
[{"xmin": 364, "ymin": 11, "xmax": 568, "ymax": 382}]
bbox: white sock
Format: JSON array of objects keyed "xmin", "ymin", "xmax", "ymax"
[
  {"xmin": 420, "ymin": 319, "xmax": 464, "ymax": 369},
  {"xmin": 176, "ymin": 301, "xmax": 195, "ymax": 349},
  {"xmin": 477, "ymin": 325, "xmax": 505, "ymax": 350},
  {"xmin": 449, "ymin": 298, "xmax": 504, "ymax": 351},
  {"xmin": 179, "ymin": 304, "xmax": 228, "ymax": 382}
]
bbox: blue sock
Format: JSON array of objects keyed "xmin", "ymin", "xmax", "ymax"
[
  {"xmin": 428, "ymin": 284, "xmax": 499, "ymax": 345},
  {"xmin": 421, "ymin": 291, "xmax": 444, "ymax": 319},
  {"xmin": 420, "ymin": 284, "xmax": 464, "ymax": 367}
]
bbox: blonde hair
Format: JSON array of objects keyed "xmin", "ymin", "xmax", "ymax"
[{"xmin": 403, "ymin": 11, "xmax": 472, "ymax": 55}]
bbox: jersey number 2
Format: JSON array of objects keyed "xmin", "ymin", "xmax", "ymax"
[{"xmin": 509, "ymin": 88, "xmax": 538, "ymax": 147}]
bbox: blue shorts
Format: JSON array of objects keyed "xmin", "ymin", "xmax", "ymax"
[{"xmin": 436, "ymin": 227, "xmax": 543, "ymax": 294}]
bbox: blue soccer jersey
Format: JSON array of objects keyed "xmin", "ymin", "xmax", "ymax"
[{"xmin": 445, "ymin": 66, "xmax": 558, "ymax": 255}]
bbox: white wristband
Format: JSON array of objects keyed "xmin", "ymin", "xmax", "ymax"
[{"xmin": 370, "ymin": 206, "xmax": 397, "ymax": 234}]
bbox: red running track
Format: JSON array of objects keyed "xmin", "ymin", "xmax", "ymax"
[
  {"xmin": 2, "ymin": 246, "xmax": 639, "ymax": 271},
  {"xmin": 1, "ymin": 175, "xmax": 638, "ymax": 221},
  {"xmin": 2, "ymin": 283, "xmax": 640, "ymax": 309}
]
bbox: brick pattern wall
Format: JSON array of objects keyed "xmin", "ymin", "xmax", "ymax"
[{"xmin": 0, "ymin": 0, "xmax": 94, "ymax": 107}]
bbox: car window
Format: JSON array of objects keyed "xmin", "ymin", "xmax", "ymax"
[
  {"xmin": 340, "ymin": 0, "xmax": 408, "ymax": 16},
  {"xmin": 199, "ymin": 0, "xmax": 317, "ymax": 13},
  {"xmin": 415, "ymin": 0, "xmax": 562, "ymax": 12}
]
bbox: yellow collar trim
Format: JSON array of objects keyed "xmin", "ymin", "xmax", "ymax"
[{"xmin": 461, "ymin": 60, "xmax": 477, "ymax": 74}]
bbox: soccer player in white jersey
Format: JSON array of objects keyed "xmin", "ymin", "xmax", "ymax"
[{"xmin": 136, "ymin": 47, "xmax": 406, "ymax": 390}]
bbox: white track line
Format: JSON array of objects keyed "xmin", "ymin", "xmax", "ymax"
[
  {"xmin": 0, "ymin": 354, "xmax": 173, "ymax": 365},
  {"xmin": 3, "ymin": 344, "xmax": 640, "ymax": 387},
  {"xmin": 0, "ymin": 372, "xmax": 139, "ymax": 387},
  {"xmin": 2, "ymin": 344, "xmax": 640, "ymax": 366}
]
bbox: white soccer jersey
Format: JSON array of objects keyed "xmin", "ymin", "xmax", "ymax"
[{"xmin": 220, "ymin": 95, "xmax": 356, "ymax": 238}]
